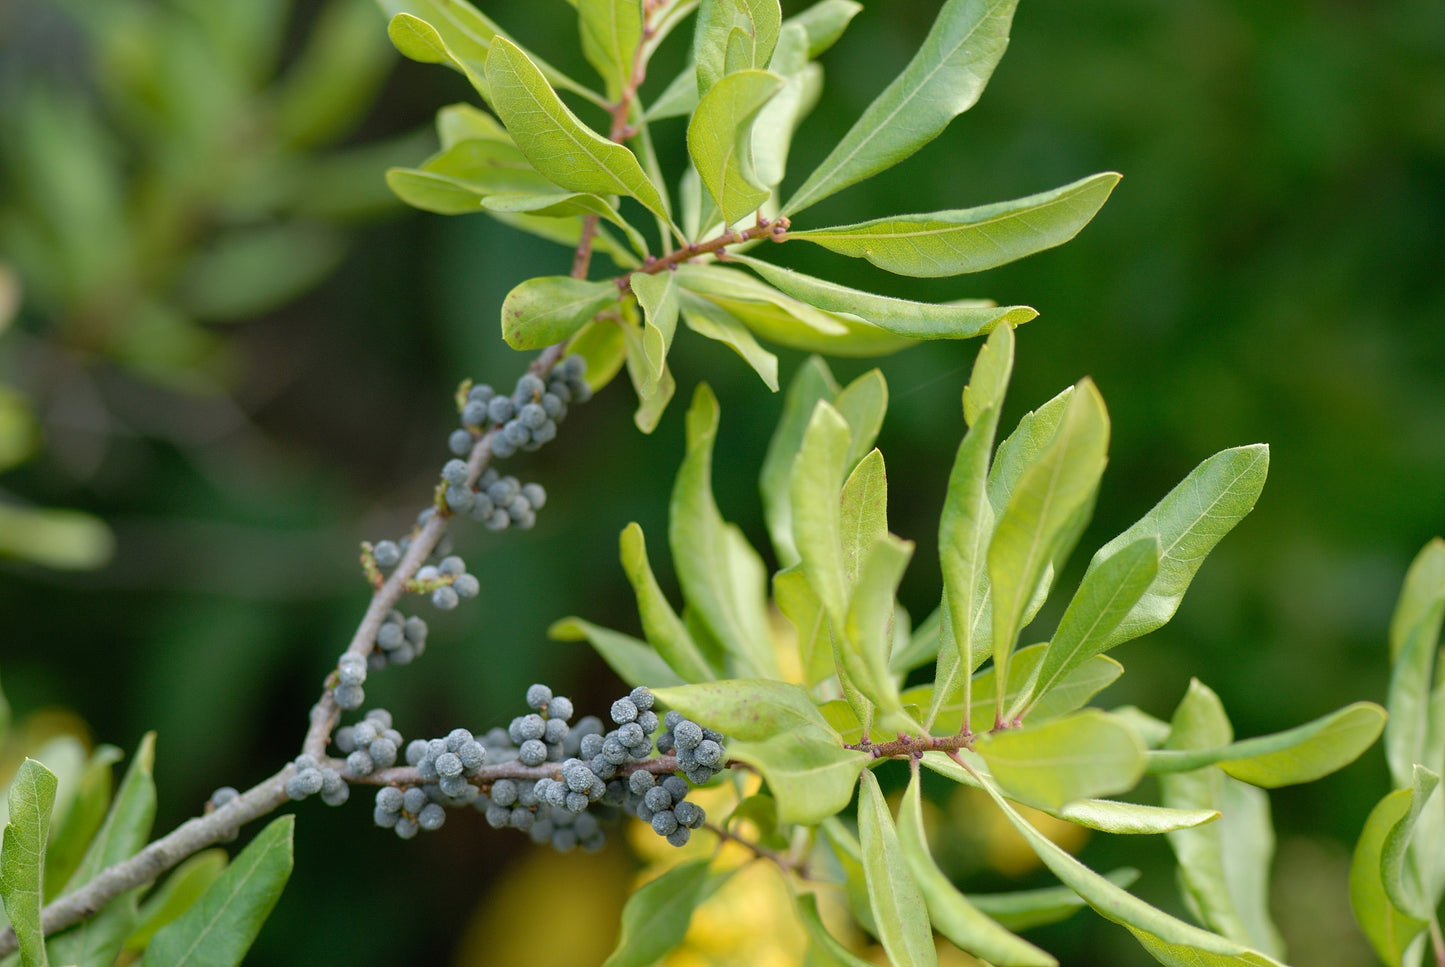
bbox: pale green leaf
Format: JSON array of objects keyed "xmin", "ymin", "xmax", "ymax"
[
  {"xmin": 897, "ymin": 771, "xmax": 1055, "ymax": 966},
  {"xmin": 602, "ymin": 860, "xmax": 725, "ymax": 967},
  {"xmin": 727, "ymin": 732, "xmax": 866, "ymax": 825},
  {"xmin": 579, "ymin": 0, "xmax": 642, "ymax": 100},
  {"xmin": 1, "ymin": 760, "xmax": 57, "ymax": 967},
  {"xmin": 751, "ymin": 26, "xmax": 816, "ymax": 188},
  {"xmin": 1380, "ymin": 766, "xmax": 1440, "ymax": 921},
  {"xmin": 645, "ymin": 67, "xmax": 700, "ymax": 122},
  {"xmin": 891, "ymin": 602, "xmax": 945, "ymax": 676},
  {"xmin": 774, "ymin": 566, "xmax": 837, "ymax": 686},
  {"xmin": 651, "ymin": 680, "xmax": 835, "ymax": 742},
  {"xmin": 485, "ymin": 37, "xmax": 670, "ymax": 222},
  {"xmin": 618, "ymin": 524, "xmax": 715, "ymax": 682},
  {"xmin": 784, "ymin": 0, "xmax": 1020, "ymax": 214},
  {"xmin": 687, "ymin": 70, "xmax": 782, "ymax": 224},
  {"xmin": 1389, "ymin": 539, "xmax": 1445, "ymax": 664},
  {"xmin": 501, "ymin": 276, "xmax": 617, "ymax": 350},
  {"xmin": 42, "ymin": 745, "xmax": 122, "ymax": 903},
  {"xmin": 548, "ymin": 617, "xmax": 687, "ymax": 687},
  {"xmin": 784, "ymin": 0, "xmax": 862, "ymax": 58},
  {"xmin": 976, "ymin": 709, "xmax": 1145, "ymax": 810},
  {"xmin": 481, "ymin": 192, "xmax": 650, "ymax": 257},
  {"xmin": 790, "ymin": 401, "xmax": 852, "ymax": 626},
  {"xmin": 796, "ymin": 892, "xmax": 873, "ymax": 967},
  {"xmin": 832, "ymin": 370, "xmax": 888, "ymax": 471},
  {"xmin": 1351, "ymin": 785, "xmax": 1430, "ymax": 966},
  {"xmin": 760, "ymin": 357, "xmax": 839, "ymax": 567},
  {"xmin": 435, "ymin": 102, "xmax": 509, "ymax": 149},
  {"xmin": 620, "ymin": 319, "xmax": 676, "ymax": 432},
  {"xmin": 1026, "ymin": 537, "xmax": 1159, "ymax": 713},
  {"xmin": 670, "ymin": 385, "xmax": 779, "ymax": 677},
  {"xmin": 841, "ymin": 534, "xmax": 914, "ymax": 731},
  {"xmin": 839, "ymin": 450, "xmax": 888, "ymax": 586},
  {"xmin": 819, "ymin": 820, "xmax": 879, "ymax": 939},
  {"xmin": 786, "ymin": 173, "xmax": 1121, "ymax": 277},
  {"xmin": 988, "ymin": 388, "xmax": 1072, "ymax": 515},
  {"xmin": 140, "ymin": 815, "xmax": 294, "ymax": 967},
  {"xmin": 631, "ymin": 272, "xmax": 680, "ymax": 396},
  {"xmin": 965, "ymin": 869, "xmax": 1141, "ymax": 931},
  {"xmin": 1056, "ymin": 800, "xmax": 1219, "ymax": 835},
  {"xmin": 1090, "ymin": 445, "xmax": 1270, "ymax": 649},
  {"xmin": 695, "ymin": 0, "xmax": 781, "ymax": 93},
  {"xmin": 63, "ymin": 734, "xmax": 156, "ymax": 894},
  {"xmin": 678, "ymin": 292, "xmax": 779, "ymax": 390},
  {"xmin": 978, "ymin": 779, "xmax": 1286, "ymax": 966},
  {"xmin": 1386, "ymin": 546, "xmax": 1445, "ymax": 789},
  {"xmin": 567, "ymin": 317, "xmax": 629, "ymax": 392},
  {"xmin": 987, "ymin": 379, "xmax": 1109, "ymax": 698},
  {"xmin": 733, "ymin": 255, "xmax": 1037, "ymax": 339},
  {"xmin": 921, "ymin": 645, "xmax": 1123, "ymax": 736},
  {"xmin": 857, "ymin": 771, "xmax": 937, "ymax": 967},
  {"xmin": 124, "ymin": 851, "xmax": 227, "ymax": 953},
  {"xmin": 384, "ymin": 167, "xmax": 486, "ymax": 214}
]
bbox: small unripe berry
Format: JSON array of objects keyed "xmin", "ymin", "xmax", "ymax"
[
  {"xmin": 377, "ymin": 623, "xmax": 404, "ymax": 650},
  {"xmin": 432, "ymin": 586, "xmax": 459, "ymax": 611},
  {"xmin": 461, "ymin": 400, "xmax": 488, "ymax": 428},
  {"xmin": 486, "ymin": 397, "xmax": 514, "ymax": 424},
  {"xmin": 435, "ymin": 752, "xmax": 463, "ymax": 778},
  {"xmin": 547, "ymin": 695, "xmax": 574, "ymax": 722},
  {"xmin": 441, "ymin": 460, "xmax": 469, "ymax": 485},
  {"xmin": 337, "ymin": 655, "xmax": 367, "ymax": 687},
  {"xmin": 444, "ymin": 485, "xmax": 474, "ymax": 512},
  {"xmin": 393, "ymin": 817, "xmax": 419, "ymax": 839},
  {"xmin": 673, "ymin": 720, "xmax": 703, "ymax": 750},
  {"xmin": 346, "ymin": 750, "xmax": 375, "ymax": 776},
  {"xmin": 376, "ymin": 787, "xmax": 404, "ymax": 813},
  {"xmin": 403, "ymin": 787, "xmax": 429, "ymax": 814},
  {"xmin": 448, "ymin": 429, "xmax": 475, "ymax": 456},
  {"xmin": 526, "ymin": 683, "xmax": 553, "ymax": 710},
  {"xmin": 373, "ymin": 541, "xmax": 401, "ymax": 567},
  {"xmin": 666, "ymin": 826, "xmax": 691, "ymax": 847},
  {"xmin": 629, "ymin": 770, "xmax": 656, "ymax": 795},
  {"xmin": 369, "ymin": 737, "xmax": 399, "ymax": 768},
  {"xmin": 651, "ymin": 810, "xmax": 679, "ymax": 836},
  {"xmin": 334, "ymin": 683, "xmax": 365, "ymax": 710},
  {"xmin": 662, "ymin": 776, "xmax": 690, "ymax": 802},
  {"xmin": 418, "ymin": 803, "xmax": 447, "ymax": 831},
  {"xmin": 518, "ymin": 739, "xmax": 548, "ymax": 766}
]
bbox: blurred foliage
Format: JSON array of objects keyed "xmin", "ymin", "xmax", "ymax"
[{"xmin": 0, "ymin": 0, "xmax": 1441, "ymax": 965}]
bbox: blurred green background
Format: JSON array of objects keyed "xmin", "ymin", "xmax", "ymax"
[{"xmin": 1, "ymin": 0, "xmax": 1441, "ymax": 964}]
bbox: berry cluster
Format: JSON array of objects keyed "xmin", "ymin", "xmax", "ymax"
[
  {"xmin": 331, "ymin": 611, "xmax": 429, "ymax": 710},
  {"xmin": 440, "ymin": 467, "xmax": 547, "ymax": 533},
  {"xmin": 334, "ymin": 708, "xmax": 406, "ymax": 778},
  {"xmin": 283, "ymin": 753, "xmax": 349, "ymax": 807},
  {"xmin": 371, "ymin": 727, "xmax": 490, "ymax": 839},
  {"xmin": 447, "ymin": 356, "xmax": 591, "ymax": 461}
]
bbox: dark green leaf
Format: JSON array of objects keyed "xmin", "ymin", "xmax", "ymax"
[
  {"xmin": 1, "ymin": 759, "xmax": 57, "ymax": 967},
  {"xmin": 140, "ymin": 816, "xmax": 294, "ymax": 967},
  {"xmin": 125, "ymin": 851, "xmax": 228, "ymax": 952},
  {"xmin": 784, "ymin": 0, "xmax": 1020, "ymax": 214},
  {"xmin": 786, "ymin": 173, "xmax": 1121, "ymax": 277}
]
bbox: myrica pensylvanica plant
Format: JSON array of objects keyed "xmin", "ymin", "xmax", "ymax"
[{"xmin": 0, "ymin": 1, "xmax": 1424, "ymax": 966}]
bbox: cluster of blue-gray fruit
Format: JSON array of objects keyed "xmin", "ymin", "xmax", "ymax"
[
  {"xmin": 440, "ymin": 467, "xmax": 547, "ymax": 532},
  {"xmin": 330, "ymin": 608, "xmax": 430, "ymax": 710},
  {"xmin": 448, "ymin": 355, "xmax": 591, "ymax": 461}
]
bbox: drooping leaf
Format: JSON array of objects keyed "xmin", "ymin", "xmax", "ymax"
[
  {"xmin": 678, "ymin": 292, "xmax": 779, "ymax": 390},
  {"xmin": 1026, "ymin": 537, "xmax": 1160, "ymax": 714},
  {"xmin": 670, "ymin": 385, "xmax": 779, "ymax": 677},
  {"xmin": 975, "ymin": 709, "xmax": 1146, "ymax": 810},
  {"xmin": 856, "ymin": 770, "xmax": 938, "ymax": 967},
  {"xmin": 481, "ymin": 192, "xmax": 649, "ymax": 257},
  {"xmin": 140, "ymin": 815, "xmax": 294, "ymax": 967},
  {"xmin": 687, "ymin": 69, "xmax": 782, "ymax": 224},
  {"xmin": 602, "ymin": 860, "xmax": 728, "ymax": 967},
  {"xmin": 784, "ymin": 0, "xmax": 1020, "ymax": 214},
  {"xmin": 1380, "ymin": 766, "xmax": 1441, "ymax": 922},
  {"xmin": 618, "ymin": 524, "xmax": 715, "ymax": 682},
  {"xmin": 734, "ymin": 255, "xmax": 1037, "ymax": 339},
  {"xmin": 977, "ymin": 779, "xmax": 1286, "ymax": 966},
  {"xmin": 501, "ymin": 276, "xmax": 618, "ymax": 350},
  {"xmin": 652, "ymin": 680, "xmax": 834, "ymax": 742},
  {"xmin": 727, "ymin": 731, "xmax": 867, "ymax": 825},
  {"xmin": 578, "ymin": 0, "xmax": 643, "ymax": 100},
  {"xmin": 549, "ymin": 617, "xmax": 687, "ymax": 687},
  {"xmin": 1351, "ymin": 784, "xmax": 1430, "ymax": 966},
  {"xmin": 485, "ymin": 37, "xmax": 671, "ymax": 222},
  {"xmin": 896, "ymin": 771, "xmax": 1056, "ymax": 966},
  {"xmin": 630, "ymin": 271, "xmax": 680, "ymax": 397},
  {"xmin": 965, "ymin": 869, "xmax": 1141, "ymax": 931},
  {"xmin": 1089, "ymin": 445, "xmax": 1270, "ymax": 649},
  {"xmin": 1144, "ymin": 700, "xmax": 1386, "ymax": 787},
  {"xmin": 783, "ymin": 0, "xmax": 862, "ymax": 58},
  {"xmin": 760, "ymin": 357, "xmax": 839, "ymax": 567},
  {"xmin": 987, "ymin": 379, "xmax": 1109, "ymax": 698},
  {"xmin": 1, "ymin": 759, "xmax": 57, "ymax": 967}
]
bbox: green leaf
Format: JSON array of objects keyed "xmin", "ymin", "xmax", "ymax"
[
  {"xmin": 1, "ymin": 760, "xmax": 57, "ymax": 967},
  {"xmin": 678, "ymin": 293, "xmax": 779, "ymax": 390},
  {"xmin": 687, "ymin": 70, "xmax": 783, "ymax": 225},
  {"xmin": 274, "ymin": 0, "xmax": 396, "ymax": 149},
  {"xmin": 669, "ymin": 385, "xmax": 779, "ymax": 677},
  {"xmin": 1056, "ymin": 800, "xmax": 1219, "ymax": 835},
  {"xmin": 602, "ymin": 859, "xmax": 726, "ymax": 967},
  {"xmin": 784, "ymin": 0, "xmax": 862, "ymax": 58},
  {"xmin": 733, "ymin": 255, "xmax": 1037, "ymax": 339},
  {"xmin": 819, "ymin": 819, "xmax": 879, "ymax": 938},
  {"xmin": 1389, "ymin": 539, "xmax": 1445, "ymax": 664},
  {"xmin": 790, "ymin": 401, "xmax": 852, "ymax": 627},
  {"xmin": 483, "ymin": 192, "xmax": 650, "ymax": 259},
  {"xmin": 897, "ymin": 771, "xmax": 1056, "ymax": 966},
  {"xmin": 548, "ymin": 617, "xmax": 687, "ymax": 687},
  {"xmin": 1351, "ymin": 784, "xmax": 1430, "ymax": 966},
  {"xmin": 761, "ymin": 357, "xmax": 838, "ymax": 567},
  {"xmin": 435, "ymin": 102, "xmax": 510, "ymax": 148},
  {"xmin": 619, "ymin": 319, "xmax": 676, "ymax": 432},
  {"xmin": 856, "ymin": 770, "xmax": 937, "ymax": 967},
  {"xmin": 140, "ymin": 815, "xmax": 293, "ymax": 967},
  {"xmin": 891, "ymin": 603, "xmax": 945, "ymax": 676},
  {"xmin": 784, "ymin": 0, "xmax": 1020, "ymax": 214},
  {"xmin": 645, "ymin": 67, "xmax": 701, "ymax": 122},
  {"xmin": 795, "ymin": 891, "xmax": 873, "ymax": 967},
  {"xmin": 63, "ymin": 734, "xmax": 156, "ymax": 894},
  {"xmin": 987, "ymin": 379, "xmax": 1109, "ymax": 699},
  {"xmin": 976, "ymin": 709, "xmax": 1146, "ymax": 810},
  {"xmin": 651, "ymin": 680, "xmax": 835, "ymax": 742},
  {"xmin": 940, "ymin": 325, "xmax": 1013, "ymax": 716},
  {"xmin": 965, "ymin": 869, "xmax": 1141, "ymax": 931},
  {"xmin": 578, "ymin": 0, "xmax": 642, "ymax": 100},
  {"xmin": 124, "ymin": 851, "xmax": 228, "ymax": 952},
  {"xmin": 500, "ymin": 276, "xmax": 618, "ymax": 350},
  {"xmin": 1090, "ymin": 445, "xmax": 1270, "ymax": 650},
  {"xmin": 694, "ymin": 0, "xmax": 781, "ymax": 93},
  {"xmin": 922, "ymin": 645, "xmax": 1123, "ymax": 736},
  {"xmin": 1144, "ymin": 700, "xmax": 1387, "ymax": 787},
  {"xmin": 977, "ymin": 779, "xmax": 1286, "ymax": 966},
  {"xmin": 1160, "ymin": 681, "xmax": 1285, "ymax": 957},
  {"xmin": 618, "ymin": 524, "xmax": 715, "ymax": 683},
  {"xmin": 485, "ymin": 37, "xmax": 670, "ymax": 223},
  {"xmin": 751, "ymin": 25, "xmax": 817, "ymax": 189},
  {"xmin": 630, "ymin": 271, "xmax": 679, "ymax": 396},
  {"xmin": 568, "ymin": 317, "xmax": 629, "ymax": 391},
  {"xmin": 839, "ymin": 450, "xmax": 889, "ymax": 586},
  {"xmin": 727, "ymin": 732, "xmax": 867, "ymax": 825},
  {"xmin": 1380, "ymin": 766, "xmax": 1441, "ymax": 921},
  {"xmin": 786, "ymin": 173, "xmax": 1122, "ymax": 277},
  {"xmin": 774, "ymin": 566, "xmax": 837, "ymax": 687},
  {"xmin": 1026, "ymin": 537, "xmax": 1160, "ymax": 714},
  {"xmin": 1386, "ymin": 541, "xmax": 1445, "ymax": 789},
  {"xmin": 841, "ymin": 533, "xmax": 914, "ymax": 730},
  {"xmin": 832, "ymin": 370, "xmax": 888, "ymax": 471},
  {"xmin": 385, "ymin": 167, "xmax": 486, "ymax": 213},
  {"xmin": 43, "ymin": 746, "xmax": 123, "ymax": 902}
]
